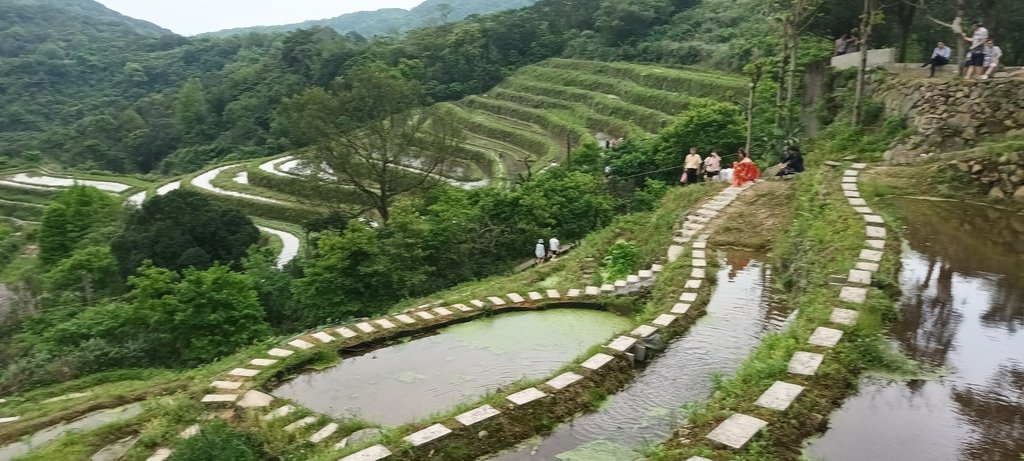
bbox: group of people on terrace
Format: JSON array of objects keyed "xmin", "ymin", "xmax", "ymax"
[
  {"xmin": 920, "ymin": 22, "xmax": 1002, "ymax": 78},
  {"xmin": 680, "ymin": 146, "xmax": 804, "ymax": 188}
]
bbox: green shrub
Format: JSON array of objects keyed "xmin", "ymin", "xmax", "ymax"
[{"xmin": 168, "ymin": 419, "xmax": 264, "ymax": 461}]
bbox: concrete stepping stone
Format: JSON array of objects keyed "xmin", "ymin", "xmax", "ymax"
[
  {"xmin": 841, "ymin": 183, "xmax": 858, "ymax": 191},
  {"xmin": 638, "ymin": 270, "xmax": 653, "ymax": 279},
  {"xmin": 686, "ymin": 458, "xmax": 713, "ymax": 461},
  {"xmin": 653, "ymin": 314, "xmax": 677, "ymax": 326},
  {"xmin": 687, "ymin": 215, "xmax": 710, "ymax": 223},
  {"xmin": 671, "ymin": 303, "xmax": 691, "ymax": 314},
  {"xmin": 848, "ymin": 198, "xmax": 867, "ymax": 206},
  {"xmin": 336, "ymin": 327, "xmax": 357, "ymax": 338},
  {"xmin": 788, "ymin": 351, "xmax": 825, "ymax": 375},
  {"xmin": 697, "ymin": 234, "xmax": 710, "ymax": 241},
  {"xmin": 581, "ymin": 353, "xmax": 615, "ymax": 370},
  {"xmin": 626, "ymin": 274, "xmax": 640, "ymax": 283},
  {"xmin": 607, "ymin": 336, "xmax": 637, "ymax": 352},
  {"xmin": 684, "ymin": 279, "xmax": 703, "ymax": 289},
  {"xmin": 843, "ymin": 169, "xmax": 859, "ymax": 176},
  {"xmin": 415, "ymin": 311, "xmax": 435, "ymax": 320},
  {"xmin": 865, "ymin": 239, "xmax": 885, "ymax": 250},
  {"xmin": 843, "ymin": 190, "xmax": 861, "ymax": 198},
  {"xmin": 830, "ymin": 308, "xmax": 860, "ymax": 326},
  {"xmin": 237, "ymin": 390, "xmax": 273, "ymax": 408},
  {"xmin": 809, "ymin": 326, "xmax": 844, "ymax": 347},
  {"xmin": 470, "ymin": 299, "xmax": 486, "ymax": 308},
  {"xmin": 311, "ymin": 332, "xmax": 334, "ymax": 343},
  {"xmin": 250, "ymin": 358, "xmax": 277, "ymax": 367},
  {"xmin": 683, "ymin": 223, "xmax": 704, "ymax": 231},
  {"xmin": 755, "ymin": 381, "xmax": 805, "ymax": 411},
  {"xmin": 546, "ymin": 289, "xmax": 562, "ymax": 298},
  {"xmin": 228, "ymin": 368, "xmax": 259, "ymax": 377},
  {"xmin": 651, "ymin": 264, "xmax": 664, "ymax": 272},
  {"xmin": 585, "ymin": 286, "xmax": 600, "ymax": 295},
  {"xmin": 864, "ymin": 214, "xmax": 885, "ymax": 224},
  {"xmin": 262, "ymin": 405, "xmax": 295, "ymax": 420},
  {"xmin": 432, "ymin": 307, "xmax": 453, "ymax": 316},
  {"xmin": 506, "ymin": 293, "xmax": 526, "ymax": 303},
  {"xmin": 679, "ymin": 292, "xmax": 698, "ymax": 302},
  {"xmin": 308, "ymin": 422, "xmax": 338, "ymax": 443},
  {"xmin": 487, "ymin": 296, "xmax": 507, "ymax": 306},
  {"xmin": 696, "ymin": 209, "xmax": 719, "ymax": 217},
  {"xmin": 851, "ymin": 163, "xmax": 867, "ymax": 169},
  {"xmin": 691, "ymin": 268, "xmax": 706, "ymax": 279},
  {"xmin": 267, "ymin": 348, "xmax": 294, "ymax": 358},
  {"xmin": 842, "ymin": 176, "xmax": 857, "ymax": 183},
  {"xmin": 705, "ymin": 203, "xmax": 725, "ymax": 211},
  {"xmin": 631, "ymin": 325, "xmax": 657, "ymax": 338},
  {"xmin": 706, "ymin": 413, "xmax": 768, "ymax": 449},
  {"xmin": 600, "ymin": 284, "xmax": 615, "ymax": 292},
  {"xmin": 395, "ymin": 314, "xmax": 416, "ymax": 324},
  {"xmin": 284, "ymin": 416, "xmax": 317, "ymax": 432},
  {"xmin": 614, "ymin": 280, "xmax": 628, "ymax": 287},
  {"xmin": 0, "ymin": 416, "xmax": 20, "ymax": 424},
  {"xmin": 853, "ymin": 206, "xmax": 873, "ymax": 214},
  {"xmin": 667, "ymin": 245, "xmax": 685, "ymax": 262},
  {"xmin": 673, "ymin": 236, "xmax": 691, "ymax": 245},
  {"xmin": 355, "ymin": 322, "xmax": 375, "ymax": 333},
  {"xmin": 374, "ymin": 319, "xmax": 397, "ymax": 329},
  {"xmin": 692, "ymin": 259, "xmax": 707, "ymax": 267},
  {"xmin": 859, "ymin": 249, "xmax": 884, "ymax": 262},
  {"xmin": 567, "ymin": 289, "xmax": 581, "ymax": 297},
  {"xmin": 288, "ymin": 339, "xmax": 314, "ymax": 350},
  {"xmin": 545, "ymin": 372, "xmax": 584, "ymax": 390},
  {"xmin": 692, "ymin": 250, "xmax": 707, "ymax": 259},
  {"xmin": 180, "ymin": 424, "xmax": 200, "ymax": 439},
  {"xmin": 455, "ymin": 405, "xmax": 500, "ymax": 426},
  {"xmin": 453, "ymin": 303, "xmax": 474, "ymax": 312},
  {"xmin": 201, "ymin": 394, "xmax": 238, "ymax": 403},
  {"xmin": 211, "ymin": 381, "xmax": 242, "ymax": 390},
  {"xmin": 339, "ymin": 444, "xmax": 391, "ymax": 461},
  {"xmin": 527, "ymin": 292, "xmax": 544, "ymax": 301},
  {"xmin": 146, "ymin": 448, "xmax": 173, "ymax": 461},
  {"xmin": 507, "ymin": 387, "xmax": 547, "ymax": 405},
  {"xmin": 839, "ymin": 286, "xmax": 868, "ymax": 304},
  {"xmin": 855, "ymin": 261, "xmax": 879, "ymax": 272},
  {"xmin": 848, "ymin": 269, "xmax": 872, "ymax": 285},
  {"xmin": 824, "ymin": 160, "xmax": 842, "ymax": 167},
  {"xmin": 692, "ymin": 240, "xmax": 707, "ymax": 249},
  {"xmin": 866, "ymin": 226, "xmax": 886, "ymax": 238},
  {"xmin": 403, "ymin": 423, "xmax": 452, "ymax": 446}
]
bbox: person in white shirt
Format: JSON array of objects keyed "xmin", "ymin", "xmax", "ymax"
[
  {"xmin": 534, "ymin": 239, "xmax": 546, "ymax": 265},
  {"xmin": 548, "ymin": 237, "xmax": 560, "ymax": 259},
  {"xmin": 962, "ymin": 22, "xmax": 989, "ymax": 78},
  {"xmin": 921, "ymin": 41, "xmax": 951, "ymax": 77},
  {"xmin": 981, "ymin": 38, "xmax": 1002, "ymax": 79}
]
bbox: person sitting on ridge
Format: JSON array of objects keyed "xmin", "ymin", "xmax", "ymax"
[
  {"xmin": 921, "ymin": 41, "xmax": 951, "ymax": 78},
  {"xmin": 776, "ymin": 146, "xmax": 805, "ymax": 177},
  {"xmin": 980, "ymin": 38, "xmax": 1002, "ymax": 79},
  {"xmin": 732, "ymin": 148, "xmax": 760, "ymax": 187}
]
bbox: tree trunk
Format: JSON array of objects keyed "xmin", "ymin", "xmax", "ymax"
[
  {"xmin": 894, "ymin": 2, "xmax": 916, "ymax": 62},
  {"xmin": 774, "ymin": 43, "xmax": 787, "ymax": 129},
  {"xmin": 785, "ymin": 28, "xmax": 798, "ymax": 132},
  {"xmin": 956, "ymin": 0, "xmax": 965, "ymax": 75},
  {"xmin": 746, "ymin": 79, "xmax": 757, "ymax": 154},
  {"xmin": 852, "ymin": 0, "xmax": 875, "ymax": 125}
]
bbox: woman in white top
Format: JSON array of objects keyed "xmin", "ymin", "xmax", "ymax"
[{"xmin": 534, "ymin": 239, "xmax": 546, "ymax": 265}]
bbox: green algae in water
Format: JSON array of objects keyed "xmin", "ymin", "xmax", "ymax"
[
  {"xmin": 556, "ymin": 440, "xmax": 640, "ymax": 461},
  {"xmin": 443, "ymin": 310, "xmax": 631, "ymax": 355}
]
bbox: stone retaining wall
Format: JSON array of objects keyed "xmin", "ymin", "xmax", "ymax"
[{"xmin": 943, "ymin": 149, "xmax": 1024, "ymax": 201}]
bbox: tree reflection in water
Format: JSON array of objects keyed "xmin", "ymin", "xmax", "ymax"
[{"xmin": 952, "ymin": 362, "xmax": 1024, "ymax": 460}]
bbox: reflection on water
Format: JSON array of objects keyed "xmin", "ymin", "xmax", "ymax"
[
  {"xmin": 805, "ymin": 199, "xmax": 1024, "ymax": 461},
  {"xmin": 271, "ymin": 309, "xmax": 630, "ymax": 427},
  {"xmin": 488, "ymin": 251, "xmax": 791, "ymax": 461}
]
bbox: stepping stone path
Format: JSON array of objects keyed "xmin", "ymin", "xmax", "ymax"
[
  {"xmin": 787, "ymin": 351, "xmax": 825, "ymax": 376},
  {"xmin": 340, "ymin": 445, "xmax": 392, "ymax": 461},
  {"xmin": 755, "ymin": 381, "xmax": 805, "ymax": 411},
  {"xmin": 404, "ymin": 423, "xmax": 452, "ymax": 446},
  {"xmin": 706, "ymin": 413, "xmax": 769, "ymax": 449},
  {"xmin": 455, "ymin": 405, "xmax": 500, "ymax": 426}
]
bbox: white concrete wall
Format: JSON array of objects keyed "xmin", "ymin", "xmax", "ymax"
[{"xmin": 831, "ymin": 49, "xmax": 897, "ymax": 70}]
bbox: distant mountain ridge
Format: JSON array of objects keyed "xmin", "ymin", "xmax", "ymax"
[
  {"xmin": 3, "ymin": 0, "xmax": 172, "ymax": 36},
  {"xmin": 199, "ymin": 0, "xmax": 538, "ymax": 38}
]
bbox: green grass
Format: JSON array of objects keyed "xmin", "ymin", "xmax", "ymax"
[
  {"xmin": 538, "ymin": 59, "xmax": 746, "ymax": 100},
  {"xmin": 503, "ymin": 73, "xmax": 697, "ymax": 118},
  {"xmin": 489, "ymin": 86, "xmax": 669, "ymax": 134}
]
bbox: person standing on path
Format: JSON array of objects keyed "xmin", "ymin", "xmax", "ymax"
[
  {"xmin": 548, "ymin": 236, "xmax": 560, "ymax": 260},
  {"xmin": 962, "ymin": 22, "xmax": 989, "ymax": 78},
  {"xmin": 682, "ymin": 147, "xmax": 703, "ymax": 185},
  {"xmin": 534, "ymin": 239, "xmax": 546, "ymax": 265},
  {"xmin": 921, "ymin": 41, "xmax": 951, "ymax": 77},
  {"xmin": 703, "ymin": 151, "xmax": 722, "ymax": 181}
]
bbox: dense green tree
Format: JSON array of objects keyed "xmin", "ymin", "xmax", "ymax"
[
  {"xmin": 595, "ymin": 0, "xmax": 673, "ymax": 45},
  {"xmin": 38, "ymin": 186, "xmax": 122, "ymax": 266},
  {"xmin": 519, "ymin": 168, "xmax": 616, "ymax": 242},
  {"xmin": 44, "ymin": 246, "xmax": 124, "ymax": 305}
]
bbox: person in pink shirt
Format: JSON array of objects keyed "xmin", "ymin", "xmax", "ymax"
[{"xmin": 703, "ymin": 151, "xmax": 722, "ymax": 181}]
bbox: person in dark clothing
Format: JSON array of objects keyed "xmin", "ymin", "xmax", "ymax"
[
  {"xmin": 776, "ymin": 146, "xmax": 805, "ymax": 177},
  {"xmin": 921, "ymin": 41, "xmax": 952, "ymax": 77}
]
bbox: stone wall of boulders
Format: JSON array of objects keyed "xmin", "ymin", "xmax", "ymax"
[
  {"xmin": 944, "ymin": 149, "xmax": 1024, "ymax": 201},
  {"xmin": 874, "ymin": 76, "xmax": 1024, "ymax": 162}
]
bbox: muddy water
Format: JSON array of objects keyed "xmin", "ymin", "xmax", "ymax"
[
  {"xmin": 0, "ymin": 403, "xmax": 142, "ymax": 461},
  {"xmin": 805, "ymin": 199, "xmax": 1024, "ymax": 461},
  {"xmin": 271, "ymin": 309, "xmax": 631, "ymax": 427},
  {"xmin": 488, "ymin": 251, "xmax": 792, "ymax": 461}
]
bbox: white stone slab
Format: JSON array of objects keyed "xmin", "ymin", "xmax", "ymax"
[
  {"xmin": 146, "ymin": 448, "xmax": 173, "ymax": 461},
  {"xmin": 692, "ymin": 259, "xmax": 707, "ymax": 268},
  {"xmin": 671, "ymin": 303, "xmax": 691, "ymax": 314},
  {"xmin": 864, "ymin": 214, "xmax": 885, "ymax": 224},
  {"xmin": 841, "ymin": 183, "xmax": 858, "ymax": 191},
  {"xmin": 683, "ymin": 222, "xmax": 704, "ymax": 231},
  {"xmin": 706, "ymin": 413, "xmax": 768, "ymax": 449},
  {"xmin": 843, "ymin": 190, "xmax": 861, "ymax": 198},
  {"xmin": 507, "ymin": 387, "xmax": 547, "ymax": 405},
  {"xmin": 201, "ymin": 394, "xmax": 239, "ymax": 403},
  {"xmin": 567, "ymin": 289, "xmax": 581, "ymax": 297},
  {"xmin": 415, "ymin": 311, "xmax": 435, "ymax": 320},
  {"xmin": 585, "ymin": 286, "xmax": 600, "ymax": 296},
  {"xmin": 506, "ymin": 293, "xmax": 526, "ymax": 303},
  {"xmin": 395, "ymin": 314, "xmax": 416, "ymax": 324},
  {"xmin": 288, "ymin": 339, "xmax": 314, "ymax": 350},
  {"xmin": 607, "ymin": 336, "xmax": 637, "ymax": 352},
  {"xmin": 667, "ymin": 245, "xmax": 685, "ymax": 263},
  {"xmin": 354, "ymin": 322, "xmax": 374, "ymax": 333},
  {"xmin": 843, "ymin": 169, "xmax": 859, "ymax": 176},
  {"xmin": 432, "ymin": 307, "xmax": 453, "ymax": 316},
  {"xmin": 691, "ymin": 268, "xmax": 706, "ymax": 279},
  {"xmin": 546, "ymin": 371, "xmax": 584, "ymax": 390},
  {"xmin": 339, "ymin": 444, "xmax": 391, "ymax": 461},
  {"xmin": 787, "ymin": 352, "xmax": 825, "ymax": 375},
  {"xmin": 809, "ymin": 326, "xmax": 845, "ymax": 347},
  {"xmin": 454, "ymin": 303, "xmax": 474, "ymax": 312},
  {"xmin": 840, "ymin": 286, "xmax": 868, "ymax": 304},
  {"xmin": 848, "ymin": 198, "xmax": 867, "ymax": 206},
  {"xmin": 631, "ymin": 325, "xmax": 657, "ymax": 337},
  {"xmin": 830, "ymin": 308, "xmax": 860, "ymax": 326},
  {"xmin": 859, "ymin": 249, "xmax": 884, "ymax": 262},
  {"xmin": 455, "ymin": 405, "xmax": 500, "ymax": 426},
  {"xmin": 470, "ymin": 299, "xmax": 486, "ymax": 308},
  {"xmin": 487, "ymin": 296, "xmax": 507, "ymax": 306},
  {"xmin": 692, "ymin": 250, "xmax": 707, "ymax": 259},
  {"xmin": 686, "ymin": 458, "xmax": 713, "ymax": 461},
  {"xmin": 651, "ymin": 264, "xmax": 664, "ymax": 272},
  {"xmin": 374, "ymin": 319, "xmax": 397, "ymax": 329},
  {"xmin": 696, "ymin": 208, "xmax": 719, "ymax": 217},
  {"xmin": 581, "ymin": 353, "xmax": 615, "ymax": 370},
  {"xmin": 546, "ymin": 289, "xmax": 562, "ymax": 298},
  {"xmin": 638, "ymin": 270, "xmax": 653, "ymax": 279},
  {"xmin": 237, "ymin": 390, "xmax": 273, "ymax": 408},
  {"xmin": 842, "ymin": 176, "xmax": 857, "ymax": 183},
  {"xmin": 180, "ymin": 424, "xmax": 200, "ymax": 439},
  {"xmin": 853, "ymin": 206, "xmax": 873, "ymax": 214},
  {"xmin": 262, "ymin": 405, "xmax": 295, "ymax": 420},
  {"xmin": 308, "ymin": 422, "xmax": 338, "ymax": 443},
  {"xmin": 600, "ymin": 284, "xmax": 615, "ymax": 292},
  {"xmin": 250, "ymin": 358, "xmax": 278, "ymax": 367},
  {"xmin": 692, "ymin": 241, "xmax": 707, "ymax": 250},
  {"xmin": 865, "ymin": 239, "xmax": 885, "ymax": 250},
  {"xmin": 851, "ymin": 163, "xmax": 867, "ymax": 169},
  {"xmin": 284, "ymin": 416, "xmax": 317, "ymax": 432},
  {"xmin": 228, "ymin": 368, "xmax": 259, "ymax": 377},
  {"xmin": 650, "ymin": 313, "xmax": 676, "ymax": 326},
  {"xmin": 866, "ymin": 226, "xmax": 887, "ymax": 238},
  {"xmin": 267, "ymin": 348, "xmax": 294, "ymax": 358},
  {"xmin": 527, "ymin": 292, "xmax": 544, "ymax": 301},
  {"xmin": 855, "ymin": 261, "xmax": 880, "ymax": 272},
  {"xmin": 848, "ymin": 269, "xmax": 872, "ymax": 285},
  {"xmin": 626, "ymin": 275, "xmax": 640, "ymax": 283},
  {"xmin": 679, "ymin": 292, "xmax": 698, "ymax": 302},
  {"xmin": 684, "ymin": 279, "xmax": 703, "ymax": 289},
  {"xmin": 614, "ymin": 280, "xmax": 627, "ymax": 287},
  {"xmin": 755, "ymin": 381, "xmax": 805, "ymax": 411},
  {"xmin": 311, "ymin": 332, "xmax": 335, "ymax": 343},
  {"xmin": 211, "ymin": 381, "xmax": 242, "ymax": 390},
  {"xmin": 335, "ymin": 327, "xmax": 357, "ymax": 338},
  {"xmin": 403, "ymin": 423, "xmax": 452, "ymax": 446},
  {"xmin": 0, "ymin": 416, "xmax": 20, "ymax": 424}
]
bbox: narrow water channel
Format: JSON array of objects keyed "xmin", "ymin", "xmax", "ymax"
[
  {"xmin": 488, "ymin": 250, "xmax": 792, "ymax": 461},
  {"xmin": 0, "ymin": 403, "xmax": 142, "ymax": 461},
  {"xmin": 805, "ymin": 199, "xmax": 1024, "ymax": 461},
  {"xmin": 271, "ymin": 309, "xmax": 631, "ymax": 427}
]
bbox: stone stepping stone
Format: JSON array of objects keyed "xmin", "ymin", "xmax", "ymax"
[
  {"xmin": 691, "ymin": 268, "xmax": 706, "ymax": 279},
  {"xmin": 864, "ymin": 214, "xmax": 885, "ymax": 224},
  {"xmin": 607, "ymin": 336, "xmax": 637, "ymax": 352},
  {"xmin": 866, "ymin": 226, "xmax": 886, "ymax": 238},
  {"xmin": 671, "ymin": 303, "xmax": 691, "ymax": 314},
  {"xmin": 395, "ymin": 314, "xmax": 416, "ymax": 324},
  {"xmin": 284, "ymin": 416, "xmax": 317, "ymax": 432},
  {"xmin": 705, "ymin": 204, "xmax": 725, "ymax": 211},
  {"xmin": 848, "ymin": 198, "xmax": 867, "ymax": 206},
  {"xmin": 487, "ymin": 296, "xmax": 507, "ymax": 306},
  {"xmin": 546, "ymin": 371, "xmax": 584, "ymax": 390},
  {"xmin": 308, "ymin": 423, "xmax": 338, "ymax": 443},
  {"xmin": 355, "ymin": 322, "xmax": 375, "ymax": 333},
  {"xmin": 673, "ymin": 236, "xmax": 691, "ymax": 245},
  {"xmin": 843, "ymin": 191, "xmax": 861, "ymax": 198},
  {"xmin": 336, "ymin": 327, "xmax": 357, "ymax": 338},
  {"xmin": 692, "ymin": 240, "xmax": 707, "ymax": 249},
  {"xmin": 415, "ymin": 311, "xmax": 435, "ymax": 320},
  {"xmin": 653, "ymin": 314, "xmax": 677, "ymax": 326},
  {"xmin": 432, "ymin": 307, "xmax": 453, "ymax": 316},
  {"xmin": 686, "ymin": 458, "xmax": 713, "ymax": 461},
  {"xmin": 0, "ymin": 416, "xmax": 20, "ymax": 424},
  {"xmin": 567, "ymin": 289, "xmax": 581, "ymax": 297},
  {"xmin": 684, "ymin": 279, "xmax": 703, "ymax": 289},
  {"xmin": 455, "ymin": 405, "xmax": 500, "ymax": 426},
  {"xmin": 311, "ymin": 332, "xmax": 334, "ymax": 343},
  {"xmin": 453, "ymin": 303, "xmax": 474, "ymax": 312},
  {"xmin": 848, "ymin": 269, "xmax": 872, "ymax": 285},
  {"xmin": 855, "ymin": 261, "xmax": 879, "ymax": 272},
  {"xmin": 809, "ymin": 326, "xmax": 844, "ymax": 347},
  {"xmin": 865, "ymin": 239, "xmax": 885, "ymax": 250},
  {"xmin": 853, "ymin": 206, "xmax": 873, "ymax": 214},
  {"xmin": 686, "ymin": 215, "xmax": 710, "ymax": 223},
  {"xmin": 842, "ymin": 176, "xmax": 857, "ymax": 183},
  {"xmin": 403, "ymin": 423, "xmax": 452, "ymax": 446},
  {"xmin": 683, "ymin": 222, "xmax": 704, "ymax": 231},
  {"xmin": 692, "ymin": 250, "xmax": 707, "ymax": 259},
  {"xmin": 237, "ymin": 390, "xmax": 273, "ymax": 408},
  {"xmin": 626, "ymin": 275, "xmax": 640, "ymax": 283},
  {"xmin": 651, "ymin": 264, "xmax": 664, "ymax": 272},
  {"xmin": 262, "ymin": 405, "xmax": 295, "ymax": 420},
  {"xmin": 507, "ymin": 387, "xmax": 547, "ymax": 405},
  {"xmin": 228, "ymin": 368, "xmax": 259, "ymax": 377},
  {"xmin": 374, "ymin": 319, "xmax": 397, "ymax": 329},
  {"xmin": 600, "ymin": 284, "xmax": 615, "ymax": 292},
  {"xmin": 506, "ymin": 293, "xmax": 526, "ymax": 303},
  {"xmin": 180, "ymin": 424, "xmax": 200, "ymax": 439},
  {"xmin": 840, "ymin": 286, "xmax": 868, "ymax": 304},
  {"xmin": 581, "ymin": 353, "xmax": 615, "ymax": 370},
  {"xmin": 841, "ymin": 183, "xmax": 858, "ymax": 191},
  {"xmin": 637, "ymin": 270, "xmax": 654, "ymax": 279},
  {"xmin": 706, "ymin": 413, "xmax": 768, "ymax": 449},
  {"xmin": 584, "ymin": 286, "xmax": 600, "ymax": 295},
  {"xmin": 843, "ymin": 169, "xmax": 859, "ymax": 176},
  {"xmin": 339, "ymin": 444, "xmax": 391, "ymax": 461},
  {"xmin": 696, "ymin": 209, "xmax": 719, "ymax": 217},
  {"xmin": 288, "ymin": 339, "xmax": 314, "ymax": 350},
  {"xmin": 824, "ymin": 160, "xmax": 842, "ymax": 167},
  {"xmin": 755, "ymin": 381, "xmax": 805, "ymax": 411},
  {"xmin": 546, "ymin": 289, "xmax": 562, "ymax": 298},
  {"xmin": 679, "ymin": 292, "xmax": 698, "ymax": 302},
  {"xmin": 697, "ymin": 234, "xmax": 710, "ymax": 241},
  {"xmin": 614, "ymin": 280, "xmax": 628, "ymax": 287},
  {"xmin": 788, "ymin": 351, "xmax": 825, "ymax": 375},
  {"xmin": 146, "ymin": 448, "xmax": 173, "ymax": 461},
  {"xmin": 527, "ymin": 292, "xmax": 544, "ymax": 301},
  {"xmin": 201, "ymin": 394, "xmax": 238, "ymax": 403},
  {"xmin": 267, "ymin": 348, "xmax": 294, "ymax": 358},
  {"xmin": 692, "ymin": 259, "xmax": 707, "ymax": 267},
  {"xmin": 851, "ymin": 163, "xmax": 867, "ymax": 169},
  {"xmin": 211, "ymin": 381, "xmax": 242, "ymax": 390},
  {"xmin": 250, "ymin": 358, "xmax": 277, "ymax": 367},
  {"xmin": 830, "ymin": 308, "xmax": 860, "ymax": 326},
  {"xmin": 470, "ymin": 299, "xmax": 486, "ymax": 308},
  {"xmin": 667, "ymin": 245, "xmax": 685, "ymax": 262},
  {"xmin": 859, "ymin": 249, "xmax": 884, "ymax": 262},
  {"xmin": 631, "ymin": 325, "xmax": 657, "ymax": 338}
]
